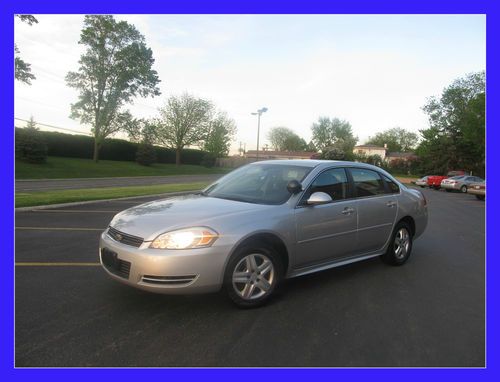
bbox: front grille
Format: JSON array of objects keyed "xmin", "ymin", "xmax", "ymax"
[
  {"xmin": 141, "ymin": 275, "xmax": 198, "ymax": 286},
  {"xmin": 107, "ymin": 226, "xmax": 144, "ymax": 248},
  {"xmin": 101, "ymin": 248, "xmax": 131, "ymax": 279}
]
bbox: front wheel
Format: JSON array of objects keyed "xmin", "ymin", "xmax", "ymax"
[
  {"xmin": 460, "ymin": 185, "xmax": 467, "ymax": 193},
  {"xmin": 224, "ymin": 246, "xmax": 282, "ymax": 308},
  {"xmin": 381, "ymin": 222, "xmax": 413, "ymax": 266}
]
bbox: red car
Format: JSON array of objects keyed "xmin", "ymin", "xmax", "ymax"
[{"xmin": 427, "ymin": 170, "xmax": 466, "ymax": 189}]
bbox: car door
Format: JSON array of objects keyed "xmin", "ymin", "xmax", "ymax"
[
  {"xmin": 348, "ymin": 168, "xmax": 398, "ymax": 253},
  {"xmin": 294, "ymin": 167, "xmax": 358, "ymax": 268}
]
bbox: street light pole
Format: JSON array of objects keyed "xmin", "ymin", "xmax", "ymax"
[{"xmin": 251, "ymin": 107, "xmax": 268, "ymax": 161}]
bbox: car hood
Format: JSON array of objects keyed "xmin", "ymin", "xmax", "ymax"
[{"xmin": 109, "ymin": 194, "xmax": 270, "ymax": 240}]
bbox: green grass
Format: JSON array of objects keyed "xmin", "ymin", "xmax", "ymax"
[
  {"xmin": 15, "ymin": 156, "xmax": 230, "ymax": 179},
  {"xmin": 15, "ymin": 182, "xmax": 209, "ymax": 208}
]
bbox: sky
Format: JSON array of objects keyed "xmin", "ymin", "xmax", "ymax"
[{"xmin": 14, "ymin": 14, "xmax": 485, "ymax": 154}]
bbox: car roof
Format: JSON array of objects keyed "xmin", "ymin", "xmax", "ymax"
[{"xmin": 250, "ymin": 159, "xmax": 384, "ymax": 169}]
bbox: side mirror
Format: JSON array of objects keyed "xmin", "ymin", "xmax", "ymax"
[
  {"xmin": 307, "ymin": 192, "xmax": 332, "ymax": 205},
  {"xmin": 287, "ymin": 180, "xmax": 302, "ymax": 194}
]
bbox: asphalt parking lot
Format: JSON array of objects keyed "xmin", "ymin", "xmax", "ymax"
[{"xmin": 15, "ymin": 187, "xmax": 485, "ymax": 367}]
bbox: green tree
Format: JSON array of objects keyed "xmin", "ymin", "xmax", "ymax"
[
  {"xmin": 15, "ymin": 15, "xmax": 38, "ymax": 84},
  {"xmin": 66, "ymin": 15, "xmax": 161, "ymax": 162},
  {"xmin": 366, "ymin": 127, "xmax": 418, "ymax": 152},
  {"xmin": 311, "ymin": 117, "xmax": 357, "ymax": 154},
  {"xmin": 15, "ymin": 116, "xmax": 48, "ymax": 164},
  {"xmin": 419, "ymin": 71, "xmax": 485, "ymax": 176},
  {"xmin": 267, "ymin": 127, "xmax": 308, "ymax": 151},
  {"xmin": 156, "ymin": 93, "xmax": 213, "ymax": 165},
  {"xmin": 203, "ymin": 112, "xmax": 237, "ymax": 158}
]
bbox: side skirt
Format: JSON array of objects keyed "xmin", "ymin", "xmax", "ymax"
[{"xmin": 287, "ymin": 251, "xmax": 384, "ymax": 279}]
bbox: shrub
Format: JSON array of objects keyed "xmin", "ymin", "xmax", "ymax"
[
  {"xmin": 200, "ymin": 152, "xmax": 217, "ymax": 168},
  {"xmin": 136, "ymin": 142, "xmax": 157, "ymax": 166},
  {"xmin": 14, "ymin": 128, "xmax": 208, "ymax": 165},
  {"xmin": 15, "ymin": 127, "xmax": 48, "ymax": 164}
]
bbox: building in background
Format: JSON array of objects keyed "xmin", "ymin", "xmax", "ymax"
[{"xmin": 353, "ymin": 144, "xmax": 388, "ymax": 160}]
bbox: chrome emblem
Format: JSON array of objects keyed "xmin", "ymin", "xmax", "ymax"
[{"xmin": 115, "ymin": 233, "xmax": 123, "ymax": 242}]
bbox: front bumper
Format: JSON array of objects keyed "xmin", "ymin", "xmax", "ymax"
[{"xmin": 99, "ymin": 231, "xmax": 231, "ymax": 294}]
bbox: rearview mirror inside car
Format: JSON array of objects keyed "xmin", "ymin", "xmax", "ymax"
[{"xmin": 287, "ymin": 180, "xmax": 302, "ymax": 194}]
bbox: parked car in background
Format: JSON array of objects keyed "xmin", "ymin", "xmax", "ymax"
[
  {"xmin": 427, "ymin": 170, "xmax": 467, "ymax": 190},
  {"xmin": 99, "ymin": 160, "xmax": 428, "ymax": 307},
  {"xmin": 427, "ymin": 175, "xmax": 447, "ymax": 189},
  {"xmin": 467, "ymin": 181, "xmax": 486, "ymax": 200},
  {"xmin": 415, "ymin": 176, "xmax": 429, "ymax": 188},
  {"xmin": 441, "ymin": 175, "xmax": 485, "ymax": 193}
]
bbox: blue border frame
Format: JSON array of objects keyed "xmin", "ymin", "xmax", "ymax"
[{"xmin": 2, "ymin": 0, "xmax": 497, "ymax": 380}]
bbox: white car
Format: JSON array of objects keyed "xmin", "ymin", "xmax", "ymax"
[{"xmin": 415, "ymin": 176, "xmax": 429, "ymax": 188}]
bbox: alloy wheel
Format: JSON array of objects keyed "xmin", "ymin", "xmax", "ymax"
[
  {"xmin": 394, "ymin": 227, "xmax": 410, "ymax": 260},
  {"xmin": 232, "ymin": 253, "xmax": 275, "ymax": 300}
]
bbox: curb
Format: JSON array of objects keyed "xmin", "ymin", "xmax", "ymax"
[{"xmin": 15, "ymin": 190, "xmax": 200, "ymax": 212}]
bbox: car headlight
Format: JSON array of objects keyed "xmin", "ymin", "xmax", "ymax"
[{"xmin": 149, "ymin": 227, "xmax": 219, "ymax": 249}]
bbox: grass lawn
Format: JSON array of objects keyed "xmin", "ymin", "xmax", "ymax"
[
  {"xmin": 15, "ymin": 156, "xmax": 230, "ymax": 179},
  {"xmin": 15, "ymin": 182, "xmax": 209, "ymax": 208}
]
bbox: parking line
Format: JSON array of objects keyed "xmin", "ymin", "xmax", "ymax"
[
  {"xmin": 15, "ymin": 227, "xmax": 104, "ymax": 231},
  {"xmin": 15, "ymin": 262, "xmax": 100, "ymax": 266}
]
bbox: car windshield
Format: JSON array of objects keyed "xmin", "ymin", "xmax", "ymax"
[
  {"xmin": 449, "ymin": 175, "xmax": 465, "ymax": 180},
  {"xmin": 203, "ymin": 163, "xmax": 312, "ymax": 205}
]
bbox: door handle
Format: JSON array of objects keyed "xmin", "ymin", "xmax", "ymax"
[
  {"xmin": 386, "ymin": 201, "xmax": 397, "ymax": 207},
  {"xmin": 342, "ymin": 207, "xmax": 355, "ymax": 215}
]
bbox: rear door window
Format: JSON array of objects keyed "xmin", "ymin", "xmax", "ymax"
[{"xmin": 350, "ymin": 168, "xmax": 386, "ymax": 197}]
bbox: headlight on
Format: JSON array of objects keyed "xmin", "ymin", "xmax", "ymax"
[{"xmin": 149, "ymin": 227, "xmax": 219, "ymax": 249}]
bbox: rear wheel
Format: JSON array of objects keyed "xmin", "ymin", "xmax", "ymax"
[
  {"xmin": 476, "ymin": 195, "xmax": 485, "ymax": 201},
  {"xmin": 381, "ymin": 222, "xmax": 413, "ymax": 266},
  {"xmin": 224, "ymin": 245, "xmax": 283, "ymax": 308}
]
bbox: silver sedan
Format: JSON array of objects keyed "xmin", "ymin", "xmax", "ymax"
[
  {"xmin": 99, "ymin": 160, "xmax": 428, "ymax": 307},
  {"xmin": 441, "ymin": 175, "xmax": 485, "ymax": 193}
]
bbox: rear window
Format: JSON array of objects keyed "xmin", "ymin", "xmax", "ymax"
[{"xmin": 350, "ymin": 168, "xmax": 386, "ymax": 197}]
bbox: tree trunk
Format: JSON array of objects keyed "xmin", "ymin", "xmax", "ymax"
[
  {"xmin": 93, "ymin": 139, "xmax": 100, "ymax": 162},
  {"xmin": 175, "ymin": 148, "xmax": 181, "ymax": 166}
]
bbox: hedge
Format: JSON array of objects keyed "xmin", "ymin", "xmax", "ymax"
[{"xmin": 14, "ymin": 128, "xmax": 207, "ymax": 165}]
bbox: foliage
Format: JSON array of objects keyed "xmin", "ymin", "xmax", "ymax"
[
  {"xmin": 418, "ymin": 71, "xmax": 485, "ymax": 177},
  {"xmin": 203, "ymin": 112, "xmax": 237, "ymax": 158},
  {"xmin": 15, "ymin": 117, "xmax": 48, "ymax": 164},
  {"xmin": 201, "ymin": 152, "xmax": 217, "ymax": 168},
  {"xmin": 267, "ymin": 127, "xmax": 307, "ymax": 151},
  {"xmin": 135, "ymin": 142, "xmax": 157, "ymax": 166},
  {"xmin": 14, "ymin": 128, "xmax": 208, "ymax": 165},
  {"xmin": 15, "ymin": 15, "xmax": 38, "ymax": 84},
  {"xmin": 156, "ymin": 93, "xmax": 214, "ymax": 165},
  {"xmin": 66, "ymin": 15, "xmax": 160, "ymax": 162},
  {"xmin": 366, "ymin": 127, "xmax": 419, "ymax": 152},
  {"xmin": 311, "ymin": 117, "xmax": 357, "ymax": 154}
]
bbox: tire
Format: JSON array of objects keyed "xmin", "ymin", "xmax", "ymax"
[
  {"xmin": 460, "ymin": 185, "xmax": 467, "ymax": 193},
  {"xmin": 476, "ymin": 195, "xmax": 485, "ymax": 201},
  {"xmin": 224, "ymin": 245, "xmax": 283, "ymax": 308},
  {"xmin": 381, "ymin": 222, "xmax": 413, "ymax": 266}
]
